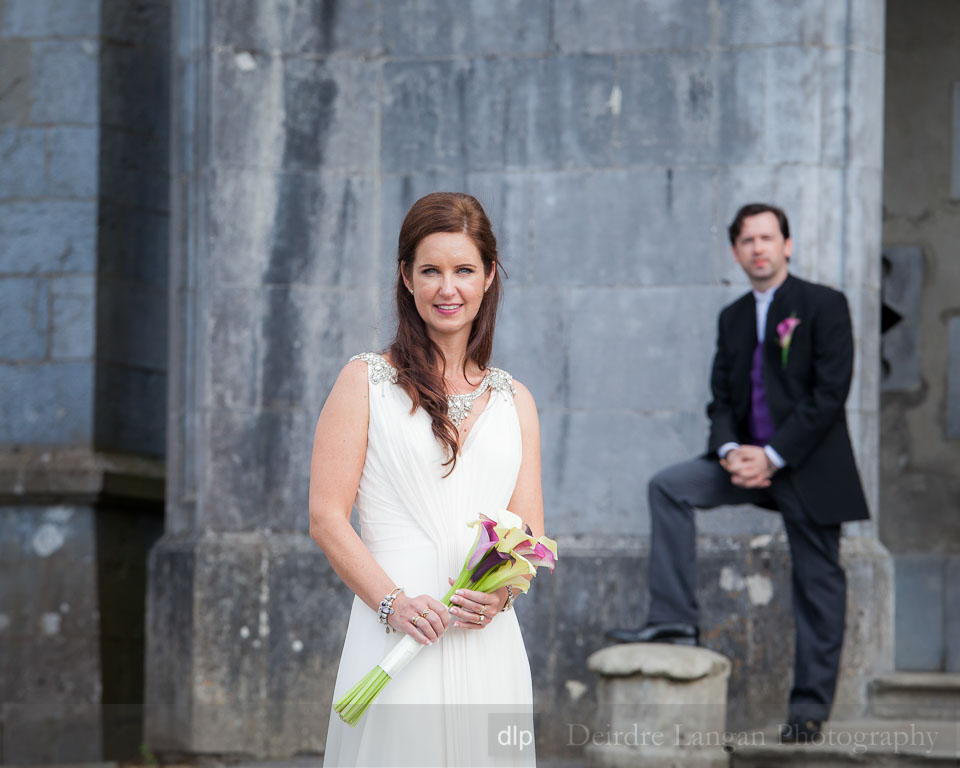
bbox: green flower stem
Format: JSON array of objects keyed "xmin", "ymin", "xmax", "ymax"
[{"xmin": 333, "ymin": 666, "xmax": 392, "ymax": 726}]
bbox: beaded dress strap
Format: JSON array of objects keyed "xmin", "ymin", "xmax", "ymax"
[{"xmin": 349, "ymin": 353, "xmax": 398, "ymax": 385}]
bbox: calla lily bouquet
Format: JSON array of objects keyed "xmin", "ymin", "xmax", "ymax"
[{"xmin": 334, "ymin": 509, "xmax": 558, "ymax": 726}]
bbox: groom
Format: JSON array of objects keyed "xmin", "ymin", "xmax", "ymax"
[{"xmin": 606, "ymin": 203, "xmax": 869, "ymax": 742}]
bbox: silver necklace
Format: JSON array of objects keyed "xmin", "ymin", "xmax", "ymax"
[{"xmin": 446, "ymin": 376, "xmax": 491, "ymax": 428}]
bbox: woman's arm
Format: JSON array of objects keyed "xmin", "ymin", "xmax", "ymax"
[
  {"xmin": 507, "ymin": 380, "xmax": 544, "ymax": 537},
  {"xmin": 309, "ymin": 359, "xmax": 448, "ymax": 644}
]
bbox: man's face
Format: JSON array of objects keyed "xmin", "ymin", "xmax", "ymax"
[{"xmin": 730, "ymin": 212, "xmax": 792, "ymax": 288}]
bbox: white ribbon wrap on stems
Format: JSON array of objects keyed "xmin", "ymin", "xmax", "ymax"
[{"xmin": 379, "ymin": 634, "xmax": 423, "ymax": 677}]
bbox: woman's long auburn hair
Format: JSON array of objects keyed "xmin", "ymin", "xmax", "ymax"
[{"xmin": 388, "ymin": 192, "xmax": 504, "ymax": 475}]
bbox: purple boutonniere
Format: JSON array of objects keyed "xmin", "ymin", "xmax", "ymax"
[{"xmin": 777, "ymin": 314, "xmax": 801, "ymax": 369}]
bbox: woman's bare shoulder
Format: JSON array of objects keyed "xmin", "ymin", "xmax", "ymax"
[{"xmin": 510, "ymin": 378, "xmax": 538, "ymax": 422}]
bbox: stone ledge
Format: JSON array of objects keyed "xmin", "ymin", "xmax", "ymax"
[
  {"xmin": 870, "ymin": 673, "xmax": 960, "ymax": 720},
  {"xmin": 588, "ymin": 643, "xmax": 731, "ymax": 681},
  {"xmin": 0, "ymin": 447, "xmax": 164, "ymax": 504}
]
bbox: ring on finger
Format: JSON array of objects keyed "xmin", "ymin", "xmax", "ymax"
[
  {"xmin": 412, "ymin": 615, "xmax": 421, "ymax": 628},
  {"xmin": 420, "ymin": 609, "xmax": 431, "ymax": 618},
  {"xmin": 476, "ymin": 615, "xmax": 483, "ymax": 624},
  {"xmin": 479, "ymin": 605, "xmax": 486, "ymax": 616}
]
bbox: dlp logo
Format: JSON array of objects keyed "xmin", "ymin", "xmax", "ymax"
[
  {"xmin": 488, "ymin": 713, "xmax": 537, "ymax": 757},
  {"xmin": 497, "ymin": 724, "xmax": 534, "ymax": 751}
]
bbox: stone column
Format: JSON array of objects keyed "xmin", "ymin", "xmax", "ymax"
[
  {"xmin": 145, "ymin": 0, "xmax": 380, "ymax": 756},
  {"xmin": 585, "ymin": 644, "xmax": 732, "ymax": 767}
]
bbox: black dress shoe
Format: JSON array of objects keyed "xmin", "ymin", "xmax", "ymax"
[
  {"xmin": 779, "ymin": 716, "xmax": 823, "ymax": 744},
  {"xmin": 604, "ymin": 622, "xmax": 699, "ymax": 646}
]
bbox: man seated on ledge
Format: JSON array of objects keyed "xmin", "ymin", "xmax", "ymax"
[{"xmin": 605, "ymin": 203, "xmax": 870, "ymax": 744}]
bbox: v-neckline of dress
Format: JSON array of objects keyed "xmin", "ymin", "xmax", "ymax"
[{"xmin": 456, "ymin": 386, "xmax": 495, "ymax": 454}]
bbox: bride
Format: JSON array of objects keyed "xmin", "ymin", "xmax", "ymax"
[{"xmin": 310, "ymin": 192, "xmax": 543, "ymax": 767}]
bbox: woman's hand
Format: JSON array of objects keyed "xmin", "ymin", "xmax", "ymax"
[
  {"xmin": 388, "ymin": 592, "xmax": 450, "ymax": 646},
  {"xmin": 448, "ymin": 582, "xmax": 507, "ymax": 630}
]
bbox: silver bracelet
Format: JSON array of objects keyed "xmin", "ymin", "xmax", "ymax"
[
  {"xmin": 500, "ymin": 584, "xmax": 516, "ymax": 612},
  {"xmin": 378, "ymin": 587, "xmax": 402, "ymax": 633}
]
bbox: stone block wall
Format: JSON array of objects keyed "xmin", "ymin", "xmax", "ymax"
[
  {"xmin": 0, "ymin": 0, "xmax": 170, "ymax": 762},
  {"xmin": 0, "ymin": 504, "xmax": 102, "ymax": 763},
  {"xmin": 0, "ymin": 0, "xmax": 100, "ymax": 446},
  {"xmin": 152, "ymin": 0, "xmax": 889, "ymax": 761}
]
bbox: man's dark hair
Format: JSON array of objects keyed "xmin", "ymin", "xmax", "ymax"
[{"xmin": 727, "ymin": 203, "xmax": 790, "ymax": 245}]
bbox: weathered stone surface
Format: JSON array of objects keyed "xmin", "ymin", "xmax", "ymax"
[
  {"xmin": 208, "ymin": 170, "xmax": 377, "ymax": 288},
  {"xmin": 869, "ymin": 672, "xmax": 960, "ymax": 721},
  {"xmin": 50, "ymin": 275, "xmax": 95, "ymax": 360},
  {"xmin": 505, "ymin": 55, "xmax": 620, "ymax": 170},
  {"xmin": 764, "ymin": 47, "xmax": 822, "ymax": 164},
  {"xmin": 893, "ymin": 555, "xmax": 944, "ymax": 672},
  {"xmin": 566, "ymin": 286, "xmax": 717, "ymax": 410},
  {"xmin": 848, "ymin": 50, "xmax": 886, "ymax": 170},
  {"xmin": 586, "ymin": 642, "xmax": 731, "ymax": 767},
  {"xmin": 0, "ymin": 0, "xmax": 99, "ymax": 38},
  {"xmin": 145, "ymin": 533, "xmax": 352, "ymax": 756},
  {"xmin": 0, "ymin": 126, "xmax": 46, "ymax": 199},
  {"xmin": 529, "ymin": 170, "xmax": 715, "ymax": 286},
  {"xmin": 538, "ymin": 408, "xmax": 705, "ymax": 536},
  {"xmin": 0, "ymin": 505, "xmax": 102, "ymax": 763},
  {"xmin": 831, "ymin": 536, "xmax": 894, "ymax": 720},
  {"xmin": 953, "ymin": 82, "xmax": 960, "ymax": 200},
  {"xmin": 211, "ymin": 0, "xmax": 382, "ymax": 56},
  {"xmin": 0, "ymin": 277, "xmax": 49, "ymax": 360},
  {"xmin": 588, "ymin": 644, "xmax": 731, "ymax": 681},
  {"xmin": 618, "ymin": 52, "xmax": 714, "ymax": 166},
  {"xmin": 0, "ymin": 447, "xmax": 164, "ymax": 503},
  {"xmin": 46, "ymin": 126, "xmax": 99, "ymax": 199},
  {"xmin": 384, "ymin": 0, "xmax": 552, "ymax": 57},
  {"xmin": 0, "ymin": 201, "xmax": 97, "ymax": 274},
  {"xmin": 718, "ymin": 0, "xmax": 832, "ymax": 47},
  {"xmin": 555, "ymin": 0, "xmax": 712, "ymax": 53},
  {"xmin": 948, "ymin": 316, "xmax": 960, "ymax": 439},
  {"xmin": 204, "ymin": 407, "xmax": 318, "ymax": 532},
  {"xmin": 211, "ymin": 52, "xmax": 378, "ymax": 174},
  {"xmin": 0, "ymin": 362, "xmax": 93, "ymax": 444},
  {"xmin": 383, "ymin": 58, "xmax": 511, "ymax": 174},
  {"xmin": 948, "ymin": 558, "xmax": 960, "ymax": 673},
  {"xmin": 30, "ymin": 41, "xmax": 99, "ymax": 125}
]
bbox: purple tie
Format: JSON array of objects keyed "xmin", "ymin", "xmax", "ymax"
[{"xmin": 748, "ymin": 342, "xmax": 775, "ymax": 445}]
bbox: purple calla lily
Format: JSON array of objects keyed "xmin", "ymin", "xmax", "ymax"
[
  {"xmin": 470, "ymin": 544, "xmax": 513, "ymax": 584},
  {"xmin": 466, "ymin": 519, "xmax": 499, "ymax": 570}
]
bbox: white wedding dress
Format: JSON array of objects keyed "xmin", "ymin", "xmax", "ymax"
[{"xmin": 322, "ymin": 353, "xmax": 536, "ymax": 768}]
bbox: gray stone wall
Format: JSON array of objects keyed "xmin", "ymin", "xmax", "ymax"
[
  {"xmin": 0, "ymin": 0, "xmax": 170, "ymax": 761},
  {"xmin": 0, "ymin": 0, "xmax": 103, "ymax": 760},
  {"xmin": 880, "ymin": 0, "xmax": 960, "ymax": 673},
  {"xmin": 0, "ymin": 504, "xmax": 102, "ymax": 763},
  {"xmin": 150, "ymin": 0, "xmax": 889, "ymax": 760},
  {"xmin": 0, "ymin": 0, "xmax": 100, "ymax": 445}
]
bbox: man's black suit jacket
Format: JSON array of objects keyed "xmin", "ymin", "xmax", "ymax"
[{"xmin": 706, "ymin": 274, "xmax": 870, "ymax": 526}]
